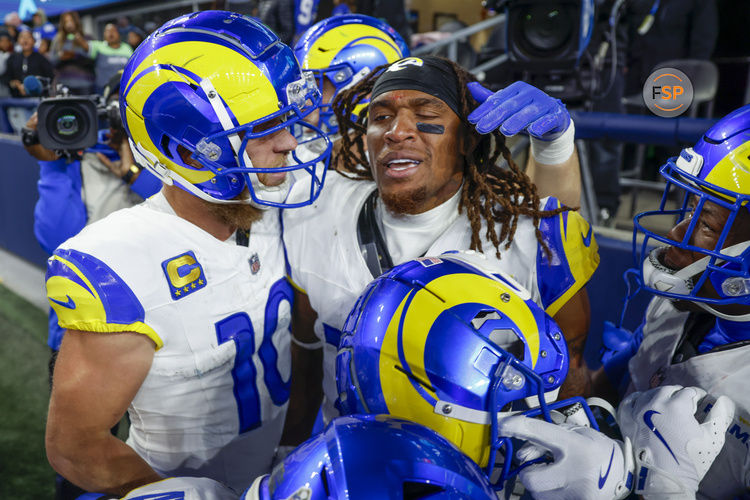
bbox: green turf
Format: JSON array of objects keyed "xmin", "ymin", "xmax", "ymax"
[{"xmin": 0, "ymin": 283, "xmax": 56, "ymax": 498}]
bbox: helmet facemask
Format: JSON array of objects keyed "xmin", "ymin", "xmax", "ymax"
[{"xmin": 634, "ymin": 152, "xmax": 750, "ymax": 320}]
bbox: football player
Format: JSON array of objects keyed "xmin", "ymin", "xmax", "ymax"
[
  {"xmin": 293, "ymin": 15, "xmax": 581, "ymax": 208},
  {"xmin": 501, "ymin": 104, "xmax": 750, "ymax": 498},
  {"xmin": 293, "ymin": 13, "xmax": 409, "ymax": 139},
  {"xmin": 44, "ymin": 11, "xmax": 330, "ymax": 496},
  {"xmin": 281, "ymin": 55, "xmax": 599, "ymax": 444}
]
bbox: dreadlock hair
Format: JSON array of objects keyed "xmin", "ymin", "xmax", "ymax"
[{"xmin": 331, "ymin": 56, "xmax": 570, "ymax": 259}]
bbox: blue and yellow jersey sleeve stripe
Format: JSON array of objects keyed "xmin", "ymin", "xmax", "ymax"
[
  {"xmin": 46, "ymin": 248, "xmax": 162, "ymax": 349},
  {"xmin": 536, "ymin": 198, "xmax": 600, "ymax": 317}
]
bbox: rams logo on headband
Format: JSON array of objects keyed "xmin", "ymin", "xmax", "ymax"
[{"xmin": 387, "ymin": 57, "xmax": 424, "ymax": 72}]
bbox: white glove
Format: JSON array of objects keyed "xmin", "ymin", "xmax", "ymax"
[
  {"xmin": 121, "ymin": 477, "xmax": 237, "ymax": 500},
  {"xmin": 498, "ymin": 416, "xmax": 633, "ymax": 500},
  {"xmin": 617, "ymin": 385, "xmax": 735, "ymax": 500}
]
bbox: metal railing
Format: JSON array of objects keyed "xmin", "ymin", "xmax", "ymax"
[{"xmin": 412, "ymin": 14, "xmax": 507, "ymax": 80}]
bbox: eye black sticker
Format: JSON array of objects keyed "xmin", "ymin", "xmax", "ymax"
[{"xmin": 416, "ymin": 123, "xmax": 444, "ymax": 134}]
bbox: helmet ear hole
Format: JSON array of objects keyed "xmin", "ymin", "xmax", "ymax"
[
  {"xmin": 161, "ymin": 135, "xmax": 174, "ymax": 160},
  {"xmin": 489, "ymin": 329, "xmax": 525, "ymax": 361},
  {"xmin": 403, "ymin": 481, "xmax": 445, "ymax": 499},
  {"xmin": 470, "ymin": 309, "xmax": 501, "ymax": 329}
]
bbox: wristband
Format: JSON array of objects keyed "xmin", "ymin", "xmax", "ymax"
[
  {"xmin": 530, "ymin": 120, "xmax": 575, "ymax": 165},
  {"xmin": 121, "ymin": 164, "xmax": 141, "ymax": 185},
  {"xmin": 291, "ymin": 335, "xmax": 324, "ymax": 350}
]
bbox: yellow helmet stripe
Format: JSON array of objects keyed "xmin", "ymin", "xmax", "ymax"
[
  {"xmin": 302, "ymin": 25, "xmax": 403, "ymax": 69},
  {"xmin": 703, "ymin": 140, "xmax": 750, "ymax": 198},
  {"xmin": 378, "ymin": 272, "xmax": 540, "ymax": 466},
  {"xmin": 124, "ymin": 40, "xmax": 280, "ymax": 184}
]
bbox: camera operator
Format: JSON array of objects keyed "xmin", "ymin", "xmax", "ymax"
[{"xmin": 25, "ymin": 72, "xmax": 160, "ymax": 347}]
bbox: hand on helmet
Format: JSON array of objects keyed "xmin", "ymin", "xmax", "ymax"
[
  {"xmin": 617, "ymin": 385, "xmax": 735, "ymax": 499},
  {"xmin": 499, "ymin": 415, "xmax": 633, "ymax": 500},
  {"xmin": 467, "ymin": 81, "xmax": 571, "ymax": 140}
]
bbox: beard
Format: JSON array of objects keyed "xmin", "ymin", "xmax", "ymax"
[
  {"xmin": 380, "ymin": 185, "xmax": 428, "ymax": 215},
  {"xmin": 200, "ymin": 188, "xmax": 263, "ymax": 231}
]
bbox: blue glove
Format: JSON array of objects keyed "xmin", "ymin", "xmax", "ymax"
[{"xmin": 467, "ymin": 81, "xmax": 571, "ymax": 140}]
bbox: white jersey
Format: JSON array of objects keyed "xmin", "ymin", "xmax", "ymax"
[
  {"xmin": 283, "ymin": 173, "xmax": 599, "ymax": 420},
  {"xmin": 122, "ymin": 477, "xmax": 236, "ymax": 500},
  {"xmin": 46, "ymin": 192, "xmax": 292, "ymax": 491},
  {"xmin": 628, "ymin": 296, "xmax": 750, "ymax": 498}
]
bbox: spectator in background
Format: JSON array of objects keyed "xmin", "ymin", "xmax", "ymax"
[
  {"xmin": 258, "ymin": 0, "xmax": 296, "ymax": 45},
  {"xmin": 38, "ymin": 37, "xmax": 52, "ymax": 58},
  {"xmin": 0, "ymin": 30, "xmax": 13, "ymax": 96},
  {"xmin": 126, "ymin": 26, "xmax": 146, "ymax": 49},
  {"xmin": 116, "ymin": 15, "xmax": 134, "ymax": 41},
  {"xmin": 225, "ymin": 0, "xmax": 260, "ymax": 17},
  {"xmin": 31, "ymin": 8, "xmax": 56, "ymax": 51},
  {"xmin": 356, "ymin": 0, "xmax": 412, "ymax": 47},
  {"xmin": 3, "ymin": 28, "xmax": 54, "ymax": 97},
  {"xmin": 89, "ymin": 23, "xmax": 133, "ymax": 94},
  {"xmin": 4, "ymin": 11, "xmax": 23, "ymax": 42},
  {"xmin": 50, "ymin": 11, "xmax": 94, "ymax": 95},
  {"xmin": 259, "ymin": 0, "xmax": 320, "ymax": 45}
]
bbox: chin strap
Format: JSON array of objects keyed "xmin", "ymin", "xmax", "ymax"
[
  {"xmin": 643, "ymin": 242, "xmax": 750, "ymax": 318},
  {"xmin": 642, "ymin": 247, "xmax": 711, "ymax": 295},
  {"xmin": 130, "ymin": 138, "xmax": 253, "ymax": 205}
]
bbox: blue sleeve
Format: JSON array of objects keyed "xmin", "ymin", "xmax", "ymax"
[
  {"xmin": 33, "ymin": 159, "xmax": 87, "ymax": 255},
  {"xmin": 129, "ymin": 167, "xmax": 161, "ymax": 199}
]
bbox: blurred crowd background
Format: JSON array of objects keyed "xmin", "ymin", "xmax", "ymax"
[{"xmin": 0, "ymin": 0, "xmax": 747, "ymax": 230}]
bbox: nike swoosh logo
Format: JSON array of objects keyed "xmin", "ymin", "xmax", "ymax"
[
  {"xmin": 50, "ymin": 295, "xmax": 76, "ymax": 309},
  {"xmin": 598, "ymin": 445, "xmax": 615, "ymax": 488},
  {"xmin": 582, "ymin": 226, "xmax": 593, "ymax": 247},
  {"xmin": 643, "ymin": 410, "xmax": 679, "ymax": 464}
]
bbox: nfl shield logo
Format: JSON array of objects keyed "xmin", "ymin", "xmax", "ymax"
[
  {"xmin": 249, "ymin": 253, "xmax": 261, "ymax": 275},
  {"xmin": 649, "ymin": 367, "xmax": 666, "ymax": 389}
]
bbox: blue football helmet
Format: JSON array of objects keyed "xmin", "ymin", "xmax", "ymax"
[
  {"xmin": 335, "ymin": 252, "xmax": 596, "ymax": 489},
  {"xmin": 633, "ymin": 103, "xmax": 750, "ymax": 319},
  {"xmin": 120, "ymin": 10, "xmax": 331, "ymax": 208},
  {"xmin": 293, "ymin": 14, "xmax": 409, "ymax": 135},
  {"xmin": 242, "ymin": 415, "xmax": 498, "ymax": 500}
]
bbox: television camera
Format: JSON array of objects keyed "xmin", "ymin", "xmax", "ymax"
[
  {"xmin": 21, "ymin": 75, "xmax": 122, "ymax": 158},
  {"xmin": 483, "ymin": 0, "xmax": 628, "ymax": 103}
]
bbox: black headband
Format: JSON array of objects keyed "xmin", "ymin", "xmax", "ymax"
[{"xmin": 371, "ymin": 56, "xmax": 462, "ymax": 118}]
